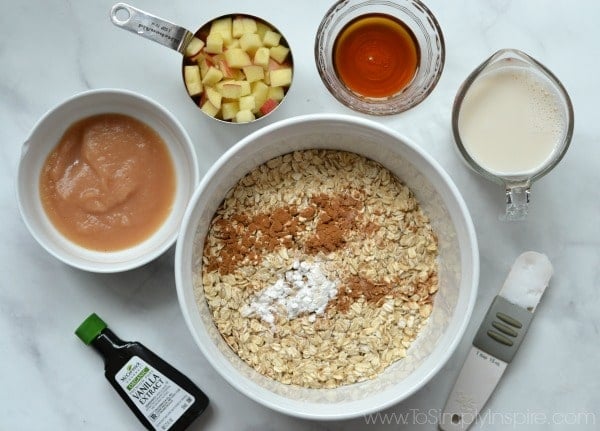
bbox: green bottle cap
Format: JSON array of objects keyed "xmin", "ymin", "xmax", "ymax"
[{"xmin": 75, "ymin": 313, "xmax": 107, "ymax": 345}]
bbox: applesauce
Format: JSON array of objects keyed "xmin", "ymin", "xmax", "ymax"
[{"xmin": 39, "ymin": 113, "xmax": 176, "ymax": 251}]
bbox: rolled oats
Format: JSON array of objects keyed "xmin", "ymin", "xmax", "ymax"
[{"xmin": 198, "ymin": 150, "xmax": 439, "ymax": 388}]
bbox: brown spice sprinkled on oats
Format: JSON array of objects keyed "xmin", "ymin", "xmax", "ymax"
[
  {"xmin": 199, "ymin": 149, "xmax": 439, "ymax": 388},
  {"xmin": 304, "ymin": 193, "xmax": 362, "ymax": 254}
]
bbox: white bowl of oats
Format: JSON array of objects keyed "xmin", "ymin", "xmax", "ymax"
[{"xmin": 175, "ymin": 114, "xmax": 478, "ymax": 419}]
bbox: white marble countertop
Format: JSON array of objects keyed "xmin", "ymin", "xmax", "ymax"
[{"xmin": 2, "ymin": 0, "xmax": 599, "ymax": 430}]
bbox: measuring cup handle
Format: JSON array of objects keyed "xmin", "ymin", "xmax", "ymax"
[
  {"xmin": 504, "ymin": 180, "xmax": 531, "ymax": 221},
  {"xmin": 110, "ymin": 3, "xmax": 193, "ymax": 54}
]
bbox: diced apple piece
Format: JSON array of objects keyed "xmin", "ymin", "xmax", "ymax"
[
  {"xmin": 264, "ymin": 58, "xmax": 288, "ymax": 86},
  {"xmin": 205, "ymin": 33, "xmax": 223, "ymax": 54},
  {"xmin": 210, "ymin": 17, "xmax": 233, "ymax": 43},
  {"xmin": 239, "ymin": 95, "xmax": 256, "ymax": 111},
  {"xmin": 232, "ymin": 17, "xmax": 245, "ymax": 39},
  {"xmin": 232, "ymin": 69, "xmax": 246, "ymax": 80},
  {"xmin": 201, "ymin": 100, "xmax": 219, "ymax": 117},
  {"xmin": 242, "ymin": 17, "xmax": 257, "ymax": 34},
  {"xmin": 185, "ymin": 37, "xmax": 205, "ymax": 57},
  {"xmin": 267, "ymin": 57, "xmax": 287, "ymax": 71},
  {"xmin": 251, "ymin": 81, "xmax": 269, "ymax": 111},
  {"xmin": 239, "ymin": 33, "xmax": 263, "ymax": 55},
  {"xmin": 198, "ymin": 56, "xmax": 211, "ymax": 78},
  {"xmin": 206, "ymin": 87, "xmax": 222, "ymax": 109},
  {"xmin": 224, "ymin": 48, "xmax": 252, "ymax": 68},
  {"xmin": 202, "ymin": 66, "xmax": 224, "ymax": 86},
  {"xmin": 235, "ymin": 109, "xmax": 255, "ymax": 123},
  {"xmin": 184, "ymin": 64, "xmax": 201, "ymax": 82},
  {"xmin": 267, "ymin": 85, "xmax": 285, "ymax": 101},
  {"xmin": 233, "ymin": 17, "xmax": 258, "ymax": 37},
  {"xmin": 256, "ymin": 22, "xmax": 270, "ymax": 39},
  {"xmin": 189, "ymin": 52, "xmax": 204, "ymax": 63},
  {"xmin": 263, "ymin": 30, "xmax": 281, "ymax": 48},
  {"xmin": 243, "ymin": 65, "xmax": 265, "ymax": 83},
  {"xmin": 221, "ymin": 79, "xmax": 250, "ymax": 96},
  {"xmin": 221, "ymin": 101, "xmax": 240, "ymax": 120},
  {"xmin": 259, "ymin": 98, "xmax": 279, "ymax": 116},
  {"xmin": 269, "ymin": 45, "xmax": 290, "ymax": 64},
  {"xmin": 217, "ymin": 59, "xmax": 235, "ymax": 78},
  {"xmin": 269, "ymin": 68, "xmax": 292, "ymax": 87},
  {"xmin": 184, "ymin": 65, "xmax": 203, "ymax": 96},
  {"xmin": 234, "ymin": 80, "xmax": 252, "ymax": 96},
  {"xmin": 224, "ymin": 38, "xmax": 240, "ymax": 49},
  {"xmin": 251, "ymin": 81, "xmax": 269, "ymax": 98},
  {"xmin": 216, "ymin": 79, "xmax": 234, "ymax": 91},
  {"xmin": 221, "ymin": 83, "xmax": 242, "ymax": 99},
  {"xmin": 253, "ymin": 47, "xmax": 270, "ymax": 69}
]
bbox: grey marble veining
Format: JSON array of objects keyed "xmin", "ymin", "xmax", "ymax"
[{"xmin": 2, "ymin": 0, "xmax": 599, "ymax": 430}]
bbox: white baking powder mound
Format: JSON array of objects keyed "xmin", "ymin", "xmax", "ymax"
[{"xmin": 241, "ymin": 260, "xmax": 339, "ymax": 324}]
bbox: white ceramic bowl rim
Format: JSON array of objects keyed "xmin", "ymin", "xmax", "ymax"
[
  {"xmin": 175, "ymin": 113, "xmax": 478, "ymax": 419},
  {"xmin": 17, "ymin": 88, "xmax": 199, "ymax": 272}
]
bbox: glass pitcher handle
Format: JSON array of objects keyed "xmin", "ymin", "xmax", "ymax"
[{"xmin": 504, "ymin": 180, "xmax": 531, "ymax": 221}]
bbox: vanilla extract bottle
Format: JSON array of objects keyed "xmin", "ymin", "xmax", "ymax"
[{"xmin": 75, "ymin": 313, "xmax": 209, "ymax": 431}]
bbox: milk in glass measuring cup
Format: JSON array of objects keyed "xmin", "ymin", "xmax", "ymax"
[{"xmin": 452, "ymin": 49, "xmax": 574, "ymax": 220}]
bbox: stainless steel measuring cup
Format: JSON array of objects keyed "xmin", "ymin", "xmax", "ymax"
[
  {"xmin": 109, "ymin": 3, "xmax": 293, "ymax": 124},
  {"xmin": 452, "ymin": 49, "xmax": 574, "ymax": 221}
]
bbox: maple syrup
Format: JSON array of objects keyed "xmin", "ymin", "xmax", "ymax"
[{"xmin": 333, "ymin": 13, "xmax": 420, "ymax": 98}]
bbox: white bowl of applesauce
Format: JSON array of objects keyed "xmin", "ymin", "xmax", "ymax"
[
  {"xmin": 17, "ymin": 89, "xmax": 199, "ymax": 272},
  {"xmin": 175, "ymin": 114, "xmax": 478, "ymax": 419}
]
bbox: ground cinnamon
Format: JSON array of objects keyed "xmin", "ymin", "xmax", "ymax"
[
  {"xmin": 204, "ymin": 205, "xmax": 299, "ymax": 274},
  {"xmin": 204, "ymin": 189, "xmax": 420, "ymax": 315},
  {"xmin": 304, "ymin": 193, "xmax": 362, "ymax": 254},
  {"xmin": 333, "ymin": 276, "xmax": 393, "ymax": 313},
  {"xmin": 204, "ymin": 191, "xmax": 367, "ymax": 275}
]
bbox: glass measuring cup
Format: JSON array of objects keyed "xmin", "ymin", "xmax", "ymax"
[{"xmin": 452, "ymin": 49, "xmax": 574, "ymax": 221}]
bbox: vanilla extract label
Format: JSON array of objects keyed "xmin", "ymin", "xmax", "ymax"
[{"xmin": 116, "ymin": 356, "xmax": 195, "ymax": 430}]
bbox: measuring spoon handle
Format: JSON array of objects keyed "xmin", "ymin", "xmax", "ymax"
[{"xmin": 110, "ymin": 3, "xmax": 194, "ymax": 54}]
